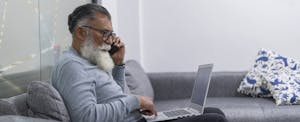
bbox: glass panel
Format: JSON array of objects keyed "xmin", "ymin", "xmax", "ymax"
[
  {"xmin": 0, "ymin": 0, "xmax": 40, "ymax": 98},
  {"xmin": 0, "ymin": 0, "xmax": 91, "ymax": 98},
  {"xmin": 39, "ymin": 0, "xmax": 90, "ymax": 81}
]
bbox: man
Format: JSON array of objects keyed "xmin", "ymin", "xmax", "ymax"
[{"xmin": 51, "ymin": 3, "xmax": 227, "ymax": 122}]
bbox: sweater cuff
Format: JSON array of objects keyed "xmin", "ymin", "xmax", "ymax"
[
  {"xmin": 112, "ymin": 65, "xmax": 125, "ymax": 81},
  {"xmin": 123, "ymin": 95, "xmax": 141, "ymax": 112}
]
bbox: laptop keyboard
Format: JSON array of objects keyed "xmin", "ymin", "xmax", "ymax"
[{"xmin": 163, "ymin": 109, "xmax": 192, "ymax": 117}]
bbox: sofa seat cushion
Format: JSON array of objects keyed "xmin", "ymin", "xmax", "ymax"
[
  {"xmin": 0, "ymin": 115, "xmax": 60, "ymax": 122},
  {"xmin": 154, "ymin": 97, "xmax": 300, "ymax": 122},
  {"xmin": 206, "ymin": 97, "xmax": 300, "ymax": 122}
]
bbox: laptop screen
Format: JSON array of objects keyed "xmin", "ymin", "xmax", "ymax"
[{"xmin": 190, "ymin": 64, "xmax": 213, "ymax": 106}]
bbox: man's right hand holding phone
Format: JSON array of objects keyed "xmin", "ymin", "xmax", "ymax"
[{"xmin": 109, "ymin": 36, "xmax": 125, "ymax": 65}]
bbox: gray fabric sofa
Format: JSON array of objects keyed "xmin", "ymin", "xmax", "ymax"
[
  {"xmin": 150, "ymin": 71, "xmax": 300, "ymax": 122},
  {"xmin": 1, "ymin": 60, "xmax": 300, "ymax": 122}
]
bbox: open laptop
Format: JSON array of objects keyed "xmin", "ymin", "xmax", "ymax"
[{"xmin": 144, "ymin": 64, "xmax": 213, "ymax": 122}]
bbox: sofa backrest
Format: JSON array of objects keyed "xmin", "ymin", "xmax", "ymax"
[
  {"xmin": 209, "ymin": 71, "xmax": 248, "ymax": 97},
  {"xmin": 148, "ymin": 71, "xmax": 249, "ymax": 100}
]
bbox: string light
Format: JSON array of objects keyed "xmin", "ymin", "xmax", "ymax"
[
  {"xmin": 26, "ymin": 0, "xmax": 38, "ymax": 14},
  {"xmin": 0, "ymin": 0, "xmax": 38, "ymax": 74},
  {"xmin": 0, "ymin": 0, "xmax": 8, "ymax": 46}
]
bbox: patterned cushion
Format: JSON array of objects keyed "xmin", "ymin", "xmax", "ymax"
[
  {"xmin": 27, "ymin": 81, "xmax": 70, "ymax": 122},
  {"xmin": 263, "ymin": 53, "xmax": 300, "ymax": 105},
  {"xmin": 237, "ymin": 49, "xmax": 274, "ymax": 97}
]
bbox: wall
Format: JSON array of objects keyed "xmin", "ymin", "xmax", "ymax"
[
  {"xmin": 141, "ymin": 0, "xmax": 300, "ymax": 72},
  {"xmin": 7, "ymin": 0, "xmax": 296, "ymax": 73},
  {"xmin": 102, "ymin": 0, "xmax": 142, "ymax": 63}
]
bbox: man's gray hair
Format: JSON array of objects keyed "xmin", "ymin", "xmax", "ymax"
[{"xmin": 68, "ymin": 3, "xmax": 111, "ymax": 34}]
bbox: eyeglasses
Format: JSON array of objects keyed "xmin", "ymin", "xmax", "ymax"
[{"xmin": 82, "ymin": 25, "xmax": 116, "ymax": 41}]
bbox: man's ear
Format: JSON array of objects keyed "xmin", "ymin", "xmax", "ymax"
[{"xmin": 74, "ymin": 27, "xmax": 88, "ymax": 42}]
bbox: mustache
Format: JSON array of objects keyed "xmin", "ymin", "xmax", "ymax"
[{"xmin": 98, "ymin": 44, "xmax": 111, "ymax": 51}]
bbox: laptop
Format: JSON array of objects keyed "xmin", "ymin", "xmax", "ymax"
[{"xmin": 144, "ymin": 64, "xmax": 213, "ymax": 122}]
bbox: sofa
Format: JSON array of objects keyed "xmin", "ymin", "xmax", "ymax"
[
  {"xmin": 0, "ymin": 60, "xmax": 300, "ymax": 122},
  {"xmin": 149, "ymin": 71, "xmax": 300, "ymax": 122}
]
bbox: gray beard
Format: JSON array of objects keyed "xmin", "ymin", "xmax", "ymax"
[{"xmin": 80, "ymin": 37, "xmax": 114, "ymax": 72}]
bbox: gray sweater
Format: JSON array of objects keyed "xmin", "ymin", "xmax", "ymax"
[{"xmin": 51, "ymin": 47, "xmax": 143, "ymax": 122}]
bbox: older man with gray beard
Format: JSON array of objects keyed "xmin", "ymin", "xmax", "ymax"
[
  {"xmin": 52, "ymin": 3, "xmax": 227, "ymax": 122},
  {"xmin": 51, "ymin": 3, "xmax": 156, "ymax": 122}
]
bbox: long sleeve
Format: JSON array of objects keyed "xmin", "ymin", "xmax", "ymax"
[
  {"xmin": 112, "ymin": 65, "xmax": 126, "ymax": 91},
  {"xmin": 53, "ymin": 61, "xmax": 141, "ymax": 122}
]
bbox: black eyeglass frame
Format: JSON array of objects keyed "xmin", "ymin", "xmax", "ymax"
[{"xmin": 82, "ymin": 25, "xmax": 116, "ymax": 41}]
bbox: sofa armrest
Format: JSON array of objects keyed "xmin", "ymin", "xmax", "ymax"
[
  {"xmin": 148, "ymin": 72, "xmax": 197, "ymax": 101},
  {"xmin": 0, "ymin": 93, "xmax": 28, "ymax": 116}
]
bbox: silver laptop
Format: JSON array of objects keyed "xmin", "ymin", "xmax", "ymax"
[{"xmin": 144, "ymin": 64, "xmax": 213, "ymax": 122}]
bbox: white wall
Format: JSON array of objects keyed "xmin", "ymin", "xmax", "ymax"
[
  {"xmin": 117, "ymin": 0, "xmax": 142, "ymax": 63},
  {"xmin": 141, "ymin": 0, "xmax": 300, "ymax": 72},
  {"xmin": 102, "ymin": 0, "xmax": 142, "ymax": 63},
  {"xmin": 102, "ymin": 0, "xmax": 300, "ymax": 72}
]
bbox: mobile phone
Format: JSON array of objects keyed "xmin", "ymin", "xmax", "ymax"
[{"xmin": 108, "ymin": 43, "xmax": 119, "ymax": 55}]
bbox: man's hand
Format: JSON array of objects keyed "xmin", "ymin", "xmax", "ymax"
[
  {"xmin": 111, "ymin": 37, "xmax": 125, "ymax": 65},
  {"xmin": 138, "ymin": 96, "xmax": 157, "ymax": 116}
]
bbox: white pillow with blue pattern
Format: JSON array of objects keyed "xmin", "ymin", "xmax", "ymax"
[
  {"xmin": 263, "ymin": 53, "xmax": 300, "ymax": 105},
  {"xmin": 238, "ymin": 49, "xmax": 277, "ymax": 97}
]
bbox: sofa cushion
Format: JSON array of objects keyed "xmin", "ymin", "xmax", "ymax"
[
  {"xmin": 27, "ymin": 81, "xmax": 70, "ymax": 122},
  {"xmin": 238, "ymin": 49, "xmax": 274, "ymax": 97},
  {"xmin": 155, "ymin": 97, "xmax": 300, "ymax": 122},
  {"xmin": 0, "ymin": 115, "xmax": 60, "ymax": 122},
  {"xmin": 205, "ymin": 97, "xmax": 300, "ymax": 122},
  {"xmin": 265, "ymin": 71, "xmax": 300, "ymax": 105},
  {"xmin": 0, "ymin": 93, "xmax": 28, "ymax": 116},
  {"xmin": 263, "ymin": 54, "xmax": 300, "ymax": 105},
  {"xmin": 125, "ymin": 60, "xmax": 154, "ymax": 100}
]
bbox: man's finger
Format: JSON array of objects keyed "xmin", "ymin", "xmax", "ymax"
[
  {"xmin": 118, "ymin": 42, "xmax": 124, "ymax": 48},
  {"xmin": 114, "ymin": 37, "xmax": 120, "ymax": 44}
]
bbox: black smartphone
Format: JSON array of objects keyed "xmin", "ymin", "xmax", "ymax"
[{"xmin": 108, "ymin": 43, "xmax": 119, "ymax": 55}]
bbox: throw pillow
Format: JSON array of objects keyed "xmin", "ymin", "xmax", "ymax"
[
  {"xmin": 263, "ymin": 54, "xmax": 300, "ymax": 105},
  {"xmin": 27, "ymin": 81, "xmax": 70, "ymax": 122},
  {"xmin": 238, "ymin": 49, "xmax": 276, "ymax": 97},
  {"xmin": 125, "ymin": 60, "xmax": 154, "ymax": 100}
]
